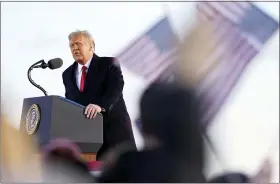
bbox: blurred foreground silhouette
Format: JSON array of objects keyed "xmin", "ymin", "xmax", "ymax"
[{"xmin": 1, "ymin": 116, "xmax": 42, "ymax": 182}]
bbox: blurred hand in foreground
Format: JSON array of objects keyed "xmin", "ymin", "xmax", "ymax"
[{"xmin": 177, "ymin": 16, "xmax": 221, "ymax": 88}]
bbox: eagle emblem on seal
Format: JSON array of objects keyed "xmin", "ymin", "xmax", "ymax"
[{"xmin": 25, "ymin": 104, "xmax": 41, "ymax": 135}]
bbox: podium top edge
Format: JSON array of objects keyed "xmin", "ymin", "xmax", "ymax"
[
  {"xmin": 24, "ymin": 95, "xmax": 102, "ymax": 116},
  {"xmin": 58, "ymin": 96, "xmax": 103, "ymax": 116}
]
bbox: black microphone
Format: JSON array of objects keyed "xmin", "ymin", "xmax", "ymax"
[
  {"xmin": 27, "ymin": 58, "xmax": 63, "ymax": 96},
  {"xmin": 33, "ymin": 58, "xmax": 63, "ymax": 70}
]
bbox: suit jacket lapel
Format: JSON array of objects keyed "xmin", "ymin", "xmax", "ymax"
[{"xmin": 83, "ymin": 53, "xmax": 100, "ymax": 93}]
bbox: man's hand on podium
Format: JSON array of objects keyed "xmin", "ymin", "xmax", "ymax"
[{"xmin": 85, "ymin": 104, "xmax": 102, "ymax": 119}]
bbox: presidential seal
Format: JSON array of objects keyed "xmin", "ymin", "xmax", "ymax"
[{"xmin": 25, "ymin": 104, "xmax": 41, "ymax": 135}]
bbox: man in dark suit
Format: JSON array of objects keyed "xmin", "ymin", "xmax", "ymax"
[{"xmin": 62, "ymin": 30, "xmax": 136, "ymax": 160}]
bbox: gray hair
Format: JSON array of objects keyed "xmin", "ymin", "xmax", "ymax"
[{"xmin": 68, "ymin": 30, "xmax": 95, "ymax": 46}]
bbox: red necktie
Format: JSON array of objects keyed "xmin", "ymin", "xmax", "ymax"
[{"xmin": 80, "ymin": 66, "xmax": 87, "ymax": 92}]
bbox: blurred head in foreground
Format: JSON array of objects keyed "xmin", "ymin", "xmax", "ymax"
[
  {"xmin": 140, "ymin": 82, "xmax": 203, "ymax": 152},
  {"xmin": 41, "ymin": 138, "xmax": 94, "ymax": 182},
  {"xmin": 139, "ymin": 82, "xmax": 205, "ymax": 180}
]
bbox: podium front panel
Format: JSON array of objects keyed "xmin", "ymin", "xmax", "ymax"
[{"xmin": 51, "ymin": 97, "xmax": 103, "ymax": 153}]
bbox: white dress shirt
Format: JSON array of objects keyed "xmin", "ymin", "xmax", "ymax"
[{"xmin": 76, "ymin": 58, "xmax": 92, "ymax": 89}]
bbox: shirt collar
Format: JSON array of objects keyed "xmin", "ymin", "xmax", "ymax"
[{"xmin": 77, "ymin": 57, "xmax": 92, "ymax": 74}]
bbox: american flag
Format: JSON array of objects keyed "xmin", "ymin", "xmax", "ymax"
[
  {"xmin": 195, "ymin": 1, "xmax": 279, "ymax": 128},
  {"xmin": 117, "ymin": 17, "xmax": 179, "ymax": 83},
  {"xmin": 117, "ymin": 2, "xmax": 278, "ymax": 129}
]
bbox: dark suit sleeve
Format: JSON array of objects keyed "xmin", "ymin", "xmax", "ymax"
[
  {"xmin": 99, "ymin": 58, "xmax": 124, "ymax": 112},
  {"xmin": 62, "ymin": 72, "xmax": 69, "ymax": 98}
]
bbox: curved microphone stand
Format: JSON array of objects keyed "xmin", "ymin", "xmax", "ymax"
[{"xmin": 27, "ymin": 60, "xmax": 48, "ymax": 96}]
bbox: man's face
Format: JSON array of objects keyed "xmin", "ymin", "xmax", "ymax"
[{"xmin": 69, "ymin": 34, "xmax": 94, "ymax": 65}]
